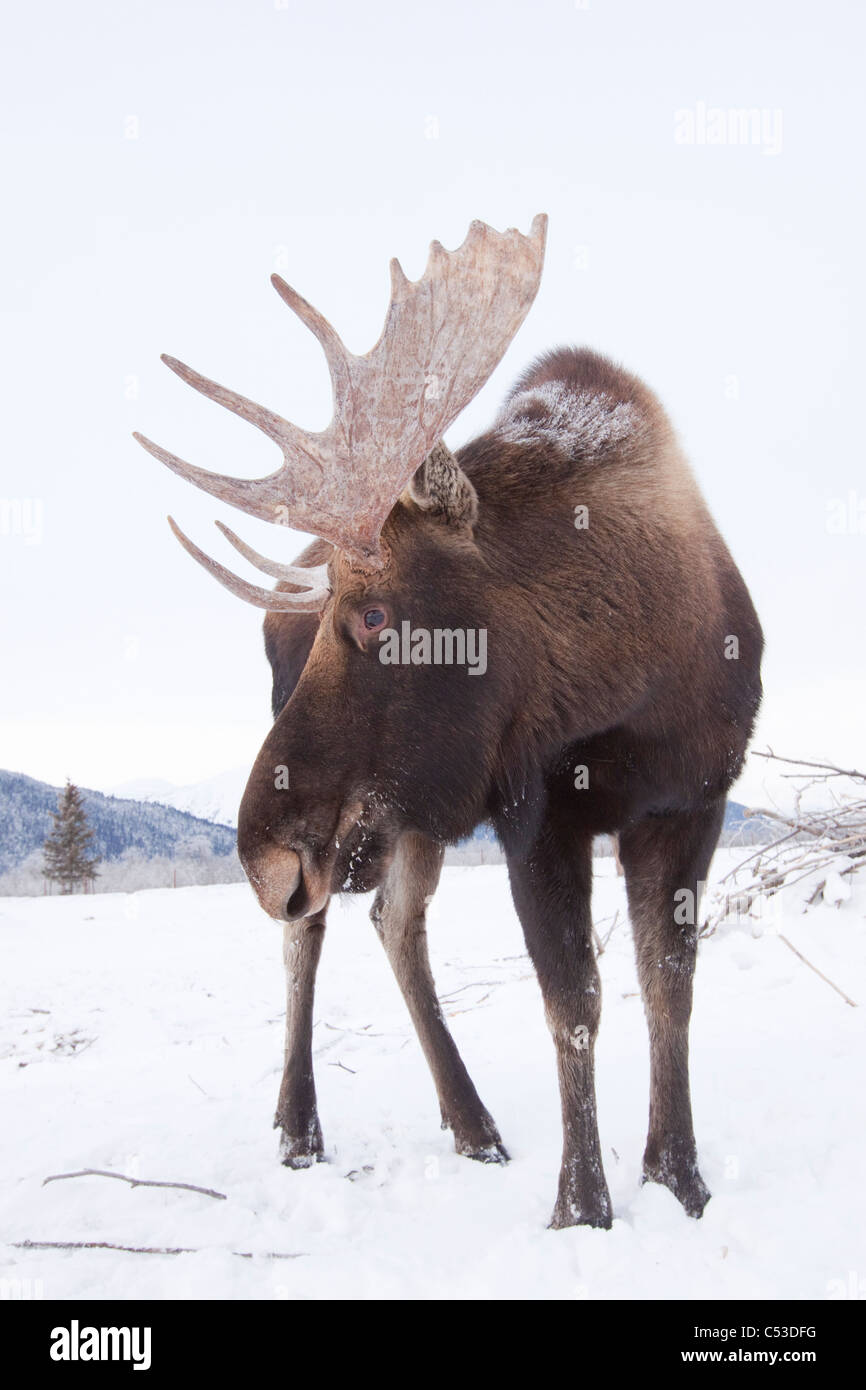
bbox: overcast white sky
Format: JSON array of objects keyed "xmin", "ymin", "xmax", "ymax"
[{"xmin": 1, "ymin": 0, "xmax": 864, "ymax": 813}]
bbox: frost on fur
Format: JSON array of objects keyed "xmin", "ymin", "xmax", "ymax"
[{"xmin": 497, "ymin": 381, "xmax": 640, "ymax": 457}]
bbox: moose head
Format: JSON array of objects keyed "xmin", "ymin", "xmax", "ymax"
[{"xmin": 134, "ymin": 216, "xmax": 548, "ymax": 923}]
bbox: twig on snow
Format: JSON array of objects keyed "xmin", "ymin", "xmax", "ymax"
[
  {"xmin": 777, "ymin": 935, "xmax": 858, "ymax": 1008},
  {"xmin": 594, "ymin": 910, "xmax": 620, "ymax": 955},
  {"xmin": 11, "ymin": 1239, "xmax": 305, "ymax": 1260},
  {"xmin": 41, "ymin": 1168, "xmax": 227, "ymax": 1201}
]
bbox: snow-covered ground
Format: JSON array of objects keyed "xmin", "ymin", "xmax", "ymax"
[{"xmin": 1, "ymin": 852, "xmax": 864, "ymax": 1300}]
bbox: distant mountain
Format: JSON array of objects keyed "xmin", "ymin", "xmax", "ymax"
[
  {"xmin": 448, "ymin": 800, "xmax": 774, "ymax": 865},
  {"xmin": 464, "ymin": 803, "xmax": 768, "ymax": 840},
  {"xmin": 722, "ymin": 799, "xmax": 777, "ymax": 844},
  {"xmin": 111, "ymin": 768, "xmax": 248, "ymax": 828},
  {"xmin": 0, "ymin": 770, "xmax": 237, "ymax": 874}
]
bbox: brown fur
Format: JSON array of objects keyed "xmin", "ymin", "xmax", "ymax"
[{"xmin": 243, "ymin": 346, "xmax": 762, "ymax": 1227}]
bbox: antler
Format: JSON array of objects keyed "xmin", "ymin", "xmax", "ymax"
[{"xmin": 134, "ymin": 213, "xmax": 547, "ymax": 605}]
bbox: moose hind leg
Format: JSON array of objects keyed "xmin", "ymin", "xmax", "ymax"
[
  {"xmin": 371, "ymin": 832, "xmax": 507, "ymax": 1162},
  {"xmin": 506, "ymin": 820, "xmax": 612, "ymax": 1229},
  {"xmin": 275, "ymin": 907, "xmax": 328, "ymax": 1167},
  {"xmin": 618, "ymin": 800, "xmax": 726, "ymax": 1217}
]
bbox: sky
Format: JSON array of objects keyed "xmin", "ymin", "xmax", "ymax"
[{"xmin": 1, "ymin": 0, "xmax": 864, "ymax": 814}]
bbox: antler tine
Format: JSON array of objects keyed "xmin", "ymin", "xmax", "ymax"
[
  {"xmin": 528, "ymin": 211, "xmax": 547, "ymax": 243},
  {"xmin": 132, "ymin": 354, "xmax": 329, "ymax": 521},
  {"xmin": 133, "ymin": 432, "xmax": 289, "ymax": 523},
  {"xmin": 161, "ymin": 355, "xmax": 304, "ymax": 450},
  {"xmin": 214, "ymin": 520, "xmax": 331, "ymax": 588},
  {"xmin": 157, "ymin": 356, "xmax": 328, "ymax": 492},
  {"xmin": 270, "ymin": 275, "xmax": 352, "ymax": 410},
  {"xmin": 167, "ymin": 517, "xmax": 329, "ymax": 613}
]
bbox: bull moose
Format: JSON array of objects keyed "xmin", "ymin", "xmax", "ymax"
[{"xmin": 135, "ymin": 214, "xmax": 763, "ymax": 1228}]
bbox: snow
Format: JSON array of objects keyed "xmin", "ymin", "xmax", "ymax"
[{"xmin": 1, "ymin": 852, "xmax": 864, "ymax": 1300}]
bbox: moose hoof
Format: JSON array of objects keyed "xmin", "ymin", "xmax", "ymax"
[
  {"xmin": 281, "ymin": 1149, "xmax": 325, "ymax": 1170},
  {"xmin": 456, "ymin": 1137, "xmax": 510, "ymax": 1165},
  {"xmin": 642, "ymin": 1154, "xmax": 711, "ymax": 1218},
  {"xmin": 449, "ymin": 1115, "xmax": 509, "ymax": 1164},
  {"xmin": 548, "ymin": 1196, "xmax": 613, "ymax": 1231},
  {"xmin": 278, "ymin": 1122, "xmax": 325, "ymax": 1169},
  {"xmin": 683, "ymin": 1183, "xmax": 711, "ymax": 1219}
]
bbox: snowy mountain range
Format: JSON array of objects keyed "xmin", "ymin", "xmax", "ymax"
[
  {"xmin": 111, "ymin": 768, "xmax": 248, "ymax": 828},
  {"xmin": 0, "ymin": 770, "xmax": 237, "ymax": 876}
]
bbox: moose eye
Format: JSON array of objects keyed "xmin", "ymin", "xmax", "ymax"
[{"xmin": 363, "ymin": 607, "xmax": 387, "ymax": 631}]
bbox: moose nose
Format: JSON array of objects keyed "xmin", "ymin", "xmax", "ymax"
[{"xmin": 244, "ymin": 846, "xmax": 303, "ymax": 922}]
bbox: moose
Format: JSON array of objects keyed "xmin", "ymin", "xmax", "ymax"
[{"xmin": 135, "ymin": 214, "xmax": 763, "ymax": 1228}]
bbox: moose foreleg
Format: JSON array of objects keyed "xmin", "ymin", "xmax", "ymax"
[
  {"xmin": 275, "ymin": 907, "xmax": 328, "ymax": 1167},
  {"xmin": 506, "ymin": 820, "xmax": 612, "ymax": 1229},
  {"xmin": 371, "ymin": 832, "xmax": 507, "ymax": 1163}
]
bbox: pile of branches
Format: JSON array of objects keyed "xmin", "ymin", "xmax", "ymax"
[{"xmin": 702, "ymin": 752, "xmax": 866, "ymax": 937}]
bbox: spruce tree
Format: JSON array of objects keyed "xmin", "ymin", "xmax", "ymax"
[{"xmin": 42, "ymin": 781, "xmax": 101, "ymax": 894}]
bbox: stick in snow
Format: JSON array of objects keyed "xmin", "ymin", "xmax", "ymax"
[
  {"xmin": 11, "ymin": 1240, "xmax": 305, "ymax": 1259},
  {"xmin": 41, "ymin": 1168, "xmax": 227, "ymax": 1200},
  {"xmin": 777, "ymin": 935, "xmax": 858, "ymax": 1008}
]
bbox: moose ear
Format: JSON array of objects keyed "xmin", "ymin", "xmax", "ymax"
[{"xmin": 407, "ymin": 441, "xmax": 478, "ymax": 529}]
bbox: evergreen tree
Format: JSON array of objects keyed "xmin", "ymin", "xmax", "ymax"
[{"xmin": 42, "ymin": 781, "xmax": 101, "ymax": 894}]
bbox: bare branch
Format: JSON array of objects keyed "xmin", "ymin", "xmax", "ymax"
[
  {"xmin": 777, "ymin": 935, "xmax": 858, "ymax": 1008},
  {"xmin": 703, "ymin": 752, "xmax": 865, "ymax": 938},
  {"xmin": 752, "ymin": 750, "xmax": 866, "ymax": 781},
  {"xmin": 41, "ymin": 1168, "xmax": 227, "ymax": 1201},
  {"xmin": 11, "ymin": 1239, "xmax": 304, "ymax": 1259}
]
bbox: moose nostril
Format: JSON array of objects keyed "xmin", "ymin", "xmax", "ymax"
[
  {"xmin": 246, "ymin": 847, "xmax": 303, "ymax": 922},
  {"xmin": 285, "ymin": 880, "xmax": 308, "ymax": 920}
]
